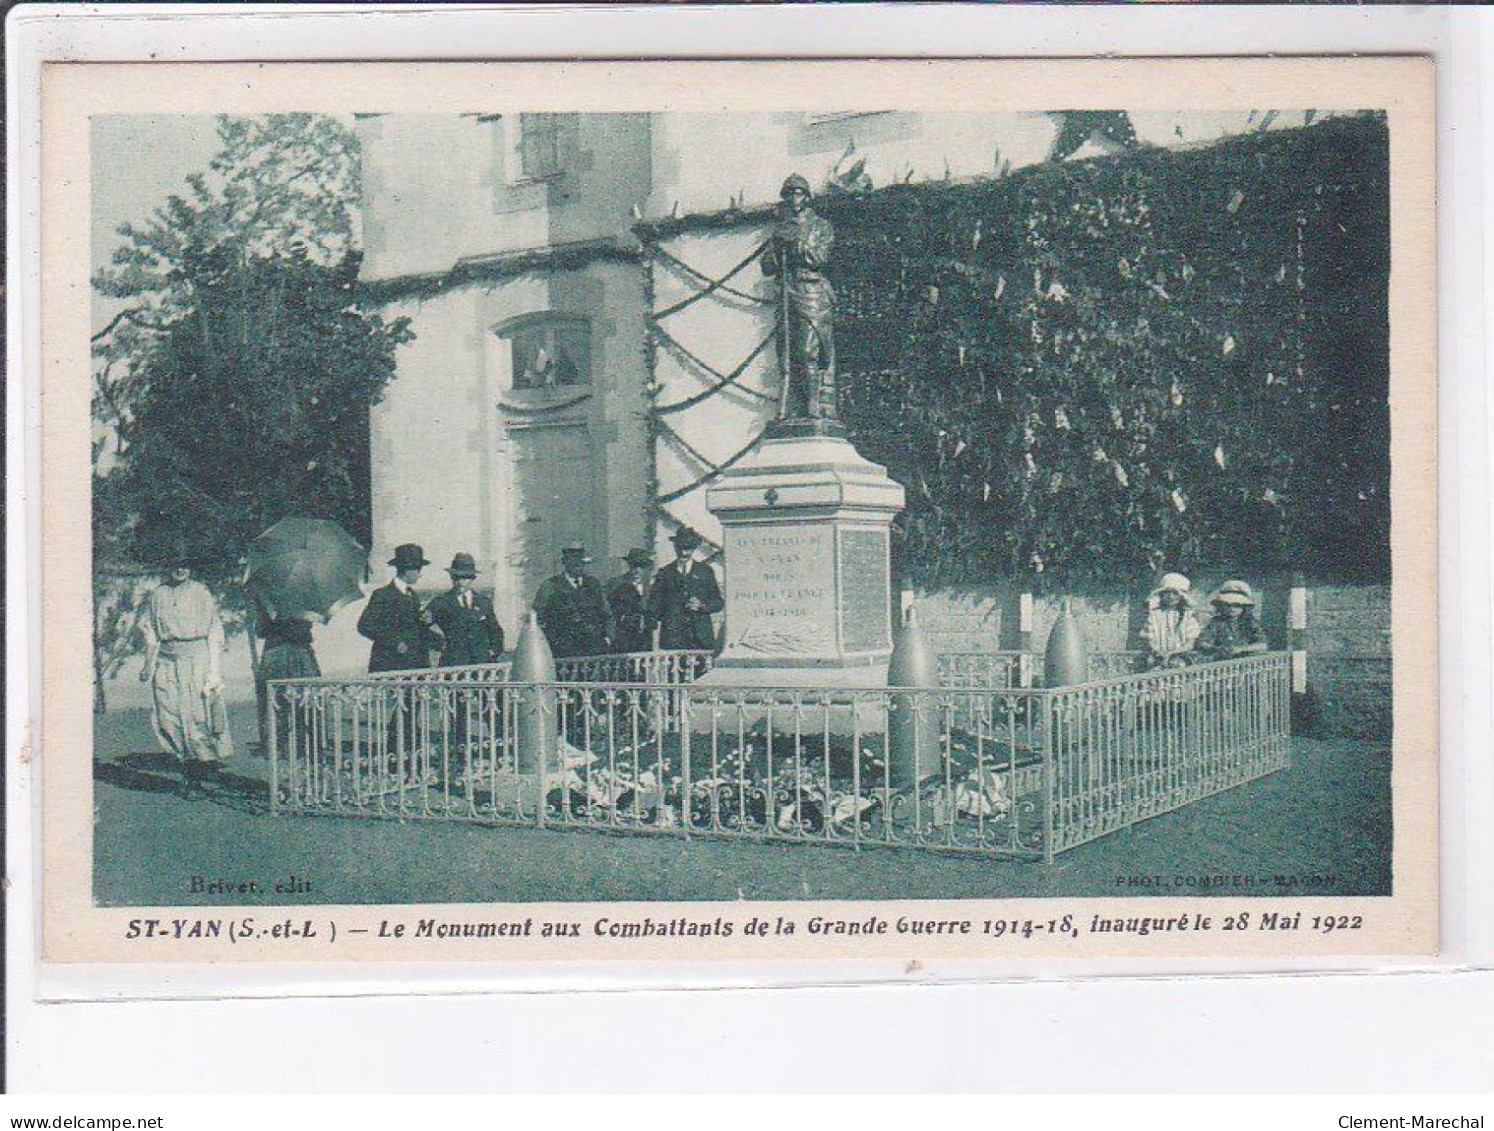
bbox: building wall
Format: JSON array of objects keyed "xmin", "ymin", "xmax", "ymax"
[
  {"xmin": 359, "ymin": 113, "xmax": 651, "ymax": 284},
  {"xmin": 367, "ymin": 262, "xmax": 649, "ymax": 635},
  {"xmin": 649, "ymin": 224, "xmax": 777, "ymax": 553}
]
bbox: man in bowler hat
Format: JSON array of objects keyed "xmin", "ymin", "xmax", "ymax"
[
  {"xmin": 427, "ymin": 553, "xmax": 505, "ymax": 667},
  {"xmin": 649, "ymin": 527, "xmax": 724, "ymax": 655},
  {"xmin": 608, "ymin": 549, "xmax": 657, "ymax": 654},
  {"xmin": 533, "ymin": 544, "xmax": 612, "ymax": 658},
  {"xmin": 358, "ymin": 543, "xmax": 441, "ymax": 673}
]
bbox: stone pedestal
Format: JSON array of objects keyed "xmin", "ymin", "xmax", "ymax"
[{"xmin": 698, "ymin": 433, "xmax": 906, "ymax": 691}]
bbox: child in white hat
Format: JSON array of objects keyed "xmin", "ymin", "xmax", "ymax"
[
  {"xmin": 1197, "ymin": 580, "xmax": 1267, "ymax": 661},
  {"xmin": 1142, "ymin": 571, "xmax": 1202, "ymax": 669}
]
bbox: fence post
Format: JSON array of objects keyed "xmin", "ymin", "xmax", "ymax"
[
  {"xmin": 1288, "ymin": 571, "xmax": 1308, "ymax": 696},
  {"xmin": 1018, "ymin": 589, "xmax": 1035, "ymax": 688},
  {"xmin": 514, "ymin": 612, "xmax": 557, "ymax": 791},
  {"xmin": 1041, "ymin": 688, "xmax": 1056, "ymax": 863},
  {"xmin": 887, "ymin": 605, "xmax": 939, "ymax": 787},
  {"xmin": 268, "ymin": 681, "xmax": 280, "ymax": 814},
  {"xmin": 1044, "ymin": 596, "xmax": 1089, "ymax": 688}
]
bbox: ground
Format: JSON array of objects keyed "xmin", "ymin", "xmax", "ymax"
[{"xmin": 93, "ymin": 703, "xmax": 1392, "ymax": 907}]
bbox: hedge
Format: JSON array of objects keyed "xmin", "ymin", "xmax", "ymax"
[{"xmin": 825, "ymin": 113, "xmax": 1390, "ymax": 588}]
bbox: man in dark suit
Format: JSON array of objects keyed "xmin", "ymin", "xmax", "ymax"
[
  {"xmin": 533, "ymin": 544, "xmax": 612, "ymax": 658},
  {"xmin": 427, "ymin": 552, "xmax": 505, "ymax": 668},
  {"xmin": 649, "ymin": 527, "xmax": 723, "ymax": 655},
  {"xmin": 608, "ymin": 549, "xmax": 656, "ymax": 654},
  {"xmin": 358, "ymin": 543, "xmax": 440, "ymax": 768},
  {"xmin": 357, "ymin": 543, "xmax": 440, "ymax": 673}
]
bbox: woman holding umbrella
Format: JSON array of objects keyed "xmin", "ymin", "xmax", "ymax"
[
  {"xmin": 252, "ymin": 603, "xmax": 320, "ymax": 746},
  {"xmin": 245, "ymin": 517, "xmax": 369, "ymax": 748}
]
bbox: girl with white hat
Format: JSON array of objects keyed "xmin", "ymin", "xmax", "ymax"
[
  {"xmin": 1141, "ymin": 571, "xmax": 1203, "ymax": 669},
  {"xmin": 1197, "ymin": 580, "xmax": 1267, "ymax": 661}
]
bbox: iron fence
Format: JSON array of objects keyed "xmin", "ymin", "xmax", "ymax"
[
  {"xmin": 269, "ymin": 651, "xmax": 1290, "ymax": 861},
  {"xmin": 555, "ymin": 650, "xmax": 714, "ymax": 684},
  {"xmin": 935, "ymin": 650, "xmax": 1143, "ymax": 690}
]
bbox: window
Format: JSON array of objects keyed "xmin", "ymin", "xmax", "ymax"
[
  {"xmin": 518, "ymin": 113, "xmax": 563, "ymax": 180},
  {"xmin": 502, "ymin": 316, "xmax": 590, "ymax": 392}
]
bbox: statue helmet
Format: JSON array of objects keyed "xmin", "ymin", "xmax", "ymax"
[{"xmin": 779, "ymin": 173, "xmax": 812, "ymax": 200}]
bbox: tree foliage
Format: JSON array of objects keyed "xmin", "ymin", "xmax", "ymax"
[
  {"xmin": 830, "ymin": 114, "xmax": 1390, "ymax": 588},
  {"xmin": 92, "ymin": 114, "xmax": 411, "ymax": 587}
]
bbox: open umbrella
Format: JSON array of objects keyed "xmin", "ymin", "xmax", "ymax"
[{"xmin": 244, "ymin": 517, "xmax": 368, "ymax": 623}]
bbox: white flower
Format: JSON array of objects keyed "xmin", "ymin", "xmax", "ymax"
[
  {"xmin": 1054, "ymin": 406, "xmax": 1071, "ymax": 430},
  {"xmin": 1214, "ymin": 444, "xmax": 1227, "ymax": 469},
  {"xmin": 1223, "ymin": 334, "xmax": 1237, "ymax": 356},
  {"xmin": 1171, "ymin": 489, "xmax": 1188, "ymax": 513},
  {"xmin": 1113, "ymin": 464, "xmax": 1129, "ymax": 488}
]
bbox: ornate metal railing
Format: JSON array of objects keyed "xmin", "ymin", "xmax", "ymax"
[
  {"xmin": 363, "ymin": 660, "xmax": 513, "ymax": 683},
  {"xmin": 268, "ymin": 652, "xmax": 1291, "ymax": 861},
  {"xmin": 1043, "ymin": 652, "xmax": 1291, "ymax": 854},
  {"xmin": 554, "ymin": 650, "xmax": 714, "ymax": 685},
  {"xmin": 935, "ymin": 650, "xmax": 1143, "ymax": 690}
]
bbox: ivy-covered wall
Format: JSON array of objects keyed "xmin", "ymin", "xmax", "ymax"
[{"xmin": 827, "ymin": 113, "xmax": 1390, "ymax": 590}]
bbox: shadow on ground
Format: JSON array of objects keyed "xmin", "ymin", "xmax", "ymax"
[{"xmin": 92, "ymin": 702, "xmax": 1393, "ymax": 907}]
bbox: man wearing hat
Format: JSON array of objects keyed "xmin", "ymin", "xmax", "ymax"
[
  {"xmin": 648, "ymin": 527, "xmax": 724, "ymax": 654},
  {"xmin": 427, "ymin": 552, "xmax": 505, "ymax": 668},
  {"xmin": 533, "ymin": 543, "xmax": 612, "ymax": 658},
  {"xmin": 357, "ymin": 543, "xmax": 441, "ymax": 673},
  {"xmin": 1197, "ymin": 580, "xmax": 1268, "ymax": 661},
  {"xmin": 608, "ymin": 549, "xmax": 657, "ymax": 654}
]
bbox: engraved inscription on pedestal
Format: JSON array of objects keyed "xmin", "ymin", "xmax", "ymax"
[
  {"xmin": 839, "ymin": 528, "xmax": 891, "ymax": 655},
  {"xmin": 725, "ymin": 525, "xmax": 836, "ymax": 657}
]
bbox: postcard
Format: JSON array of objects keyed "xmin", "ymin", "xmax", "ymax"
[{"xmin": 39, "ymin": 58, "xmax": 1436, "ymax": 964}]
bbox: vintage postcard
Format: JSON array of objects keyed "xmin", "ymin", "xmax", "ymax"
[{"xmin": 38, "ymin": 58, "xmax": 1436, "ymax": 966}]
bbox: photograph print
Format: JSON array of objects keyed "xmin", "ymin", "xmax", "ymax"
[{"xmin": 61, "ymin": 60, "xmax": 1436, "ymax": 960}]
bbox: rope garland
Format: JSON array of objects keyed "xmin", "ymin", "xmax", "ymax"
[
  {"xmin": 650, "ymin": 323, "xmax": 778, "ymax": 413},
  {"xmin": 654, "ymin": 427, "xmax": 765, "ymax": 505},
  {"xmin": 650, "ymin": 242, "xmax": 774, "ymax": 311},
  {"xmin": 650, "ymin": 240, "xmax": 772, "ymax": 321},
  {"xmin": 644, "ymin": 235, "xmax": 779, "ymax": 512}
]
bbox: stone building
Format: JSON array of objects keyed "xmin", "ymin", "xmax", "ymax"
[{"xmin": 356, "ymin": 110, "xmax": 1328, "ymax": 634}]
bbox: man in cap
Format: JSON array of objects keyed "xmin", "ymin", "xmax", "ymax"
[
  {"xmin": 608, "ymin": 549, "xmax": 657, "ymax": 654},
  {"xmin": 357, "ymin": 543, "xmax": 440, "ymax": 673},
  {"xmin": 763, "ymin": 172, "xmax": 838, "ymax": 423},
  {"xmin": 648, "ymin": 527, "xmax": 724, "ymax": 656},
  {"xmin": 427, "ymin": 552, "xmax": 506, "ymax": 668},
  {"xmin": 533, "ymin": 543, "xmax": 612, "ymax": 658}
]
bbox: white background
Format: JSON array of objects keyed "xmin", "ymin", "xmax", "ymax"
[{"xmin": 7, "ymin": 3, "xmax": 1493, "ymax": 1093}]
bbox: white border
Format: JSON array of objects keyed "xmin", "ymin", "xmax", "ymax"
[{"xmin": 7, "ymin": 3, "xmax": 1493, "ymax": 1091}]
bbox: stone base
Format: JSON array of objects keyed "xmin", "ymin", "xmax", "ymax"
[
  {"xmin": 694, "ymin": 659, "xmax": 889, "ymax": 691},
  {"xmin": 691, "ymin": 662, "xmax": 892, "ymax": 738},
  {"xmin": 700, "ymin": 430, "xmax": 906, "ymax": 738}
]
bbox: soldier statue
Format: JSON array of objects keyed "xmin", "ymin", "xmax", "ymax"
[{"xmin": 763, "ymin": 173, "xmax": 841, "ymax": 431}]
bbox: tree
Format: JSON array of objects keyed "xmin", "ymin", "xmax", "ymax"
[{"xmin": 91, "ymin": 114, "xmax": 412, "ymax": 706}]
